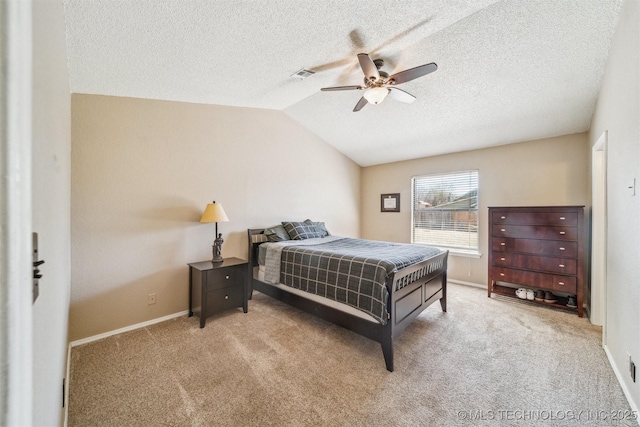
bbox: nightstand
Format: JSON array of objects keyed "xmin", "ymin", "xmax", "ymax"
[{"xmin": 188, "ymin": 257, "xmax": 248, "ymax": 328}]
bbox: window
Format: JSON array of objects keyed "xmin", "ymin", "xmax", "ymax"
[{"xmin": 411, "ymin": 170, "xmax": 479, "ymax": 253}]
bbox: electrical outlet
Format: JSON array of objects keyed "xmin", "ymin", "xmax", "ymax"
[{"xmin": 148, "ymin": 293, "xmax": 156, "ymax": 305}]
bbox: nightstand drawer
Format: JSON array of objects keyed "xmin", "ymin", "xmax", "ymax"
[
  {"xmin": 206, "ymin": 265, "xmax": 246, "ymax": 291},
  {"xmin": 207, "ymin": 286, "xmax": 243, "ymax": 313}
]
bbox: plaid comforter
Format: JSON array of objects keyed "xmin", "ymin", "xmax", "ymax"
[{"xmin": 262, "ymin": 237, "xmax": 442, "ymax": 324}]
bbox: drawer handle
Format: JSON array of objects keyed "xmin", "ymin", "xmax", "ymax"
[
  {"xmin": 225, "ymin": 275, "xmax": 230, "ymax": 279},
  {"xmin": 559, "ymin": 247, "xmax": 565, "ymax": 251},
  {"xmin": 501, "ymin": 216, "xmax": 506, "ymax": 219},
  {"xmin": 500, "ymin": 257, "xmax": 506, "ymax": 261},
  {"xmin": 500, "ymin": 242, "xmax": 506, "ymax": 246},
  {"xmin": 560, "ymin": 217, "xmax": 566, "ymax": 220},
  {"xmin": 559, "ymin": 231, "xmax": 566, "ymax": 235},
  {"xmin": 500, "ymin": 273, "xmax": 505, "ymax": 276},
  {"xmin": 500, "ymin": 228, "xmax": 506, "ymax": 232},
  {"xmin": 559, "ymin": 264, "xmax": 565, "ymax": 268},
  {"xmin": 558, "ymin": 282, "xmax": 565, "ymax": 286}
]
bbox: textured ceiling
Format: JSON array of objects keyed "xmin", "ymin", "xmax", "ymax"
[{"xmin": 63, "ymin": 0, "xmax": 623, "ymax": 166}]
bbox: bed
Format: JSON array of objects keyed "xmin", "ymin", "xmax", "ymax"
[{"xmin": 247, "ymin": 222, "xmax": 449, "ymax": 372}]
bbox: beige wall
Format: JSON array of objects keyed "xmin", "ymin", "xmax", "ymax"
[
  {"xmin": 70, "ymin": 94, "xmax": 360, "ymax": 341},
  {"xmin": 589, "ymin": 0, "xmax": 639, "ymax": 411},
  {"xmin": 361, "ymin": 133, "xmax": 590, "ymax": 286}
]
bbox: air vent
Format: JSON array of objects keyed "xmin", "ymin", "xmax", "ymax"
[{"xmin": 289, "ymin": 68, "xmax": 315, "ymax": 80}]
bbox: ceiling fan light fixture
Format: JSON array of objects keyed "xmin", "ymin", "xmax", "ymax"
[
  {"xmin": 363, "ymin": 87, "xmax": 390, "ymax": 105},
  {"xmin": 321, "ymin": 53, "xmax": 437, "ymax": 111}
]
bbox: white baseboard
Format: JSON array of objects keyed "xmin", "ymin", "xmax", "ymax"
[
  {"xmin": 603, "ymin": 344, "xmax": 640, "ymax": 424},
  {"xmin": 448, "ymin": 278, "xmax": 486, "ymax": 289},
  {"xmin": 69, "ymin": 310, "xmax": 189, "ymax": 348}
]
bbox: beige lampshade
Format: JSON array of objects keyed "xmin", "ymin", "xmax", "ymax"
[{"xmin": 200, "ymin": 202, "xmax": 229, "ymax": 223}]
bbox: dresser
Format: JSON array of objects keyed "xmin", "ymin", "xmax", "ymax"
[
  {"xmin": 188, "ymin": 257, "xmax": 248, "ymax": 328},
  {"xmin": 488, "ymin": 206, "xmax": 584, "ymax": 317}
]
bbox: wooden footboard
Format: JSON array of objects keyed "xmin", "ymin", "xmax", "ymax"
[
  {"xmin": 247, "ymin": 229, "xmax": 448, "ymax": 372},
  {"xmin": 384, "ymin": 251, "xmax": 448, "ymax": 370}
]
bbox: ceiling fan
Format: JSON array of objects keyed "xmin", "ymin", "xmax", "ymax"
[{"xmin": 321, "ymin": 53, "xmax": 437, "ymax": 112}]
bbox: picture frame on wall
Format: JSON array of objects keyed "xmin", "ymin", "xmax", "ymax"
[{"xmin": 381, "ymin": 193, "xmax": 400, "ymax": 212}]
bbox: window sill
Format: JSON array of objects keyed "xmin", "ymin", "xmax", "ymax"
[
  {"xmin": 446, "ymin": 249, "xmax": 482, "ymax": 258},
  {"xmin": 413, "ymin": 242, "xmax": 481, "ymax": 258}
]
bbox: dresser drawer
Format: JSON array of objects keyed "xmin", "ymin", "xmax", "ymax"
[
  {"xmin": 491, "ymin": 238, "xmax": 578, "ymax": 258},
  {"xmin": 492, "ymin": 237, "xmax": 516, "ymax": 252},
  {"xmin": 515, "ymin": 239, "xmax": 578, "ymax": 258},
  {"xmin": 492, "ymin": 211, "xmax": 578, "ymax": 226},
  {"xmin": 492, "ymin": 225, "xmax": 577, "ymax": 241},
  {"xmin": 206, "ymin": 265, "xmax": 246, "ymax": 291},
  {"xmin": 492, "ymin": 252, "xmax": 577, "ymax": 275},
  {"xmin": 492, "ymin": 267, "xmax": 577, "ymax": 293}
]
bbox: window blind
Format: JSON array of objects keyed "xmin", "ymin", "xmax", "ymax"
[{"xmin": 411, "ymin": 170, "xmax": 479, "ymax": 251}]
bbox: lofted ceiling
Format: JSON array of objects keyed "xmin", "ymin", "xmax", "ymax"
[{"xmin": 63, "ymin": 0, "xmax": 623, "ymax": 166}]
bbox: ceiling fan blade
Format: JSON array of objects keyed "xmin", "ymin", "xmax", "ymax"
[
  {"xmin": 387, "ymin": 87, "xmax": 416, "ymax": 104},
  {"xmin": 320, "ymin": 85, "xmax": 363, "ymax": 91},
  {"xmin": 357, "ymin": 53, "xmax": 380, "ymax": 82},
  {"xmin": 388, "ymin": 63, "xmax": 437, "ymax": 85},
  {"xmin": 353, "ymin": 97, "xmax": 368, "ymax": 112}
]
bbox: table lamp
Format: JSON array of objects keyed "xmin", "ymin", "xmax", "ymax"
[{"xmin": 200, "ymin": 201, "xmax": 229, "ymax": 263}]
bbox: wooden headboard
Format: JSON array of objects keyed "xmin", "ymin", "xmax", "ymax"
[{"xmin": 247, "ymin": 228, "xmax": 267, "ymax": 267}]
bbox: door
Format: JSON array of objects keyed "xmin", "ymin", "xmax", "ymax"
[{"xmin": 591, "ymin": 131, "xmax": 607, "ymax": 334}]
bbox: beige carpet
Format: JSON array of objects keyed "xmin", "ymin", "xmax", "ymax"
[{"xmin": 68, "ymin": 284, "xmax": 635, "ymax": 426}]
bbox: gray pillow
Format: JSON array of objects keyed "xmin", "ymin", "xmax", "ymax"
[
  {"xmin": 282, "ymin": 221, "xmax": 325, "ymax": 240},
  {"xmin": 304, "ymin": 219, "xmax": 330, "ymax": 237},
  {"xmin": 264, "ymin": 225, "xmax": 291, "ymax": 242}
]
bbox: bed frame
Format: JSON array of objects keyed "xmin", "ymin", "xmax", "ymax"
[{"xmin": 247, "ymin": 229, "xmax": 448, "ymax": 372}]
